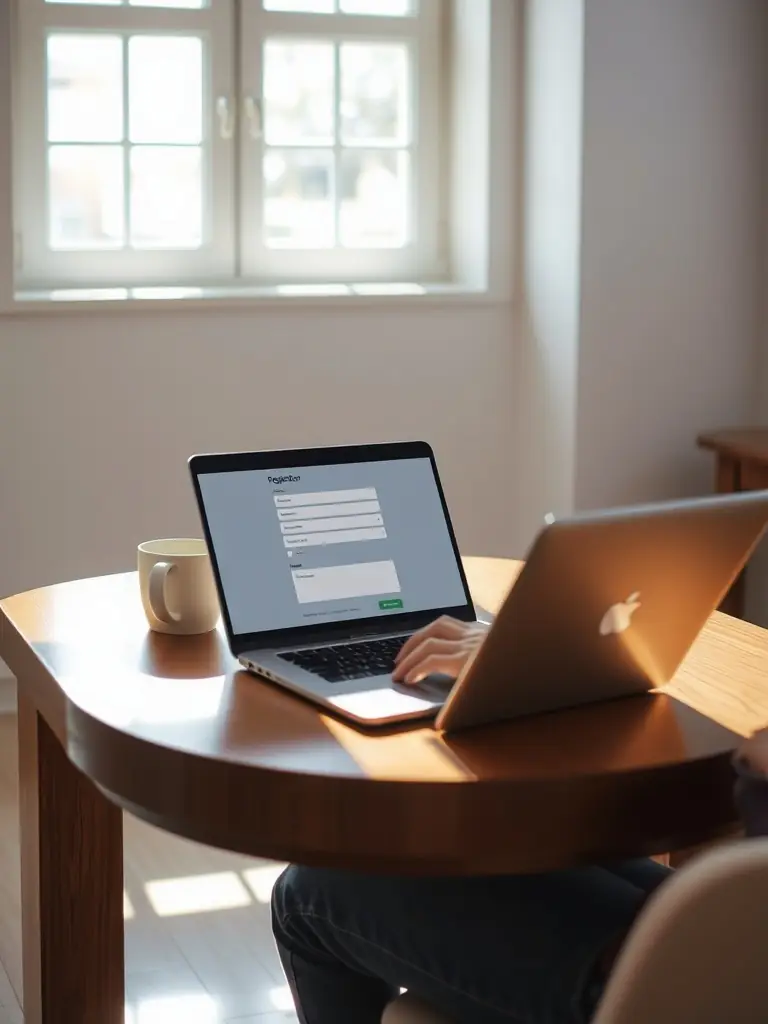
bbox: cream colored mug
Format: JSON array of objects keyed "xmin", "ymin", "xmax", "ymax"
[{"xmin": 138, "ymin": 538, "xmax": 220, "ymax": 635}]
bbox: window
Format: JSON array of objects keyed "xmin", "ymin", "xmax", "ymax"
[{"xmin": 14, "ymin": 0, "xmax": 446, "ymax": 289}]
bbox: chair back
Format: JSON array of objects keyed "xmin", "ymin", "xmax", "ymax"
[{"xmin": 594, "ymin": 839, "xmax": 768, "ymax": 1023}]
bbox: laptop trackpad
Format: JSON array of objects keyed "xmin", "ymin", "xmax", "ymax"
[{"xmin": 328, "ymin": 688, "xmax": 441, "ymax": 721}]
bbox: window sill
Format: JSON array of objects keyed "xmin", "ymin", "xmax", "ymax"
[{"xmin": 3, "ymin": 281, "xmax": 503, "ymax": 315}]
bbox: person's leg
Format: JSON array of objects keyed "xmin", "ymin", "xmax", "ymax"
[
  {"xmin": 272, "ymin": 859, "xmax": 671, "ymax": 1024},
  {"xmin": 605, "ymin": 858, "xmax": 672, "ymax": 895}
]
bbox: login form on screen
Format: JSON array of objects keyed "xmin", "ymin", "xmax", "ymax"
[{"xmin": 198, "ymin": 458, "xmax": 467, "ymax": 635}]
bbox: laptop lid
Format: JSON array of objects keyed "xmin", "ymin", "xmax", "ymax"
[
  {"xmin": 435, "ymin": 490, "xmax": 768, "ymax": 733},
  {"xmin": 189, "ymin": 442, "xmax": 475, "ymax": 657}
]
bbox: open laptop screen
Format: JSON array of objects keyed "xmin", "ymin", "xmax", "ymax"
[{"xmin": 197, "ymin": 456, "xmax": 468, "ymax": 637}]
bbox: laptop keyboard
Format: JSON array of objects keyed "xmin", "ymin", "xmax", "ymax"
[{"xmin": 277, "ymin": 635, "xmax": 410, "ymax": 684}]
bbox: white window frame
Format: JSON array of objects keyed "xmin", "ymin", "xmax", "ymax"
[
  {"xmin": 239, "ymin": 1, "xmax": 445, "ymax": 283},
  {"xmin": 16, "ymin": 0, "xmax": 235, "ymax": 288},
  {"xmin": 13, "ymin": 0, "xmax": 447, "ymax": 290}
]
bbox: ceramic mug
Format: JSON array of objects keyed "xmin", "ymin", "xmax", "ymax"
[{"xmin": 138, "ymin": 538, "xmax": 220, "ymax": 635}]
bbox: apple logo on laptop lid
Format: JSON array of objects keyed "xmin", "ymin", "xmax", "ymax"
[{"xmin": 599, "ymin": 593, "xmax": 641, "ymax": 636}]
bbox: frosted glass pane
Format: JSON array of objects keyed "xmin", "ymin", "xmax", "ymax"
[
  {"xmin": 263, "ymin": 0, "xmax": 335, "ymax": 12},
  {"xmin": 340, "ymin": 43, "xmax": 409, "ymax": 145},
  {"xmin": 47, "ymin": 35, "xmax": 123, "ymax": 143},
  {"xmin": 341, "ymin": 0, "xmax": 412, "ymax": 13},
  {"xmin": 340, "ymin": 149, "xmax": 409, "ymax": 248},
  {"xmin": 129, "ymin": 36, "xmax": 203, "ymax": 144},
  {"xmin": 263, "ymin": 148, "xmax": 334, "ymax": 248},
  {"xmin": 130, "ymin": 146, "xmax": 203, "ymax": 248},
  {"xmin": 49, "ymin": 145, "xmax": 125, "ymax": 248},
  {"xmin": 263, "ymin": 41, "xmax": 335, "ymax": 145}
]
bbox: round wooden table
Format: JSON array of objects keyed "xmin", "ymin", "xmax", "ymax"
[{"xmin": 2, "ymin": 556, "xmax": 765, "ymax": 1024}]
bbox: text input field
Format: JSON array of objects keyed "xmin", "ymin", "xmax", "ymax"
[
  {"xmin": 281, "ymin": 513, "xmax": 384, "ymax": 536},
  {"xmin": 274, "ymin": 488, "xmax": 377, "ymax": 509},
  {"xmin": 277, "ymin": 500, "xmax": 380, "ymax": 521},
  {"xmin": 292, "ymin": 560, "xmax": 401, "ymax": 604},
  {"xmin": 283, "ymin": 526, "xmax": 386, "ymax": 548}
]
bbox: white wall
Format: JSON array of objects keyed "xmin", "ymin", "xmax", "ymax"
[
  {"xmin": 516, "ymin": 0, "xmax": 768, "ymax": 525},
  {"xmin": 2, "ymin": 0, "xmax": 768, "ymax": 675},
  {"xmin": 0, "ymin": 305, "xmax": 520, "ymax": 601},
  {"xmin": 575, "ymin": 0, "xmax": 768, "ymax": 511},
  {"xmin": 517, "ymin": 0, "xmax": 584, "ymax": 535}
]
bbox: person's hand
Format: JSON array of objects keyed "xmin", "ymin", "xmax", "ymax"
[
  {"xmin": 737, "ymin": 728, "xmax": 768, "ymax": 777},
  {"xmin": 392, "ymin": 616, "xmax": 489, "ymax": 685}
]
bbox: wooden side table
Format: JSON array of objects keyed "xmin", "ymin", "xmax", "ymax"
[{"xmin": 698, "ymin": 428, "xmax": 768, "ymax": 618}]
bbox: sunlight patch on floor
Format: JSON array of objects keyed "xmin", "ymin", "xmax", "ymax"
[
  {"xmin": 126, "ymin": 993, "xmax": 219, "ymax": 1024},
  {"xmin": 242, "ymin": 863, "xmax": 287, "ymax": 904},
  {"xmin": 144, "ymin": 872, "xmax": 252, "ymax": 917}
]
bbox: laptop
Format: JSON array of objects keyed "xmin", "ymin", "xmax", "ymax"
[
  {"xmin": 191, "ymin": 443, "xmax": 768, "ymax": 732},
  {"xmin": 436, "ymin": 489, "xmax": 768, "ymax": 733},
  {"xmin": 189, "ymin": 442, "xmax": 480, "ymax": 726}
]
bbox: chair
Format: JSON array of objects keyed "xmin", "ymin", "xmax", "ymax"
[{"xmin": 382, "ymin": 839, "xmax": 768, "ymax": 1024}]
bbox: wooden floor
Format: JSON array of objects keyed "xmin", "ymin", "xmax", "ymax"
[{"xmin": 0, "ymin": 713, "xmax": 298, "ymax": 1024}]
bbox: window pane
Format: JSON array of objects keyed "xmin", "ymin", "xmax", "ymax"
[
  {"xmin": 130, "ymin": 147, "xmax": 203, "ymax": 248},
  {"xmin": 263, "ymin": 42, "xmax": 335, "ymax": 145},
  {"xmin": 340, "ymin": 44, "xmax": 409, "ymax": 145},
  {"xmin": 129, "ymin": 37, "xmax": 203, "ymax": 144},
  {"xmin": 263, "ymin": 0, "xmax": 335, "ymax": 11},
  {"xmin": 47, "ymin": 0, "xmax": 206, "ymax": 5},
  {"xmin": 340, "ymin": 0, "xmax": 413, "ymax": 13},
  {"xmin": 49, "ymin": 145, "xmax": 125, "ymax": 249},
  {"xmin": 340, "ymin": 150, "xmax": 408, "ymax": 248},
  {"xmin": 130, "ymin": 0, "xmax": 206, "ymax": 7},
  {"xmin": 261, "ymin": 0, "xmax": 414, "ymax": 10},
  {"xmin": 264, "ymin": 149, "xmax": 334, "ymax": 248},
  {"xmin": 47, "ymin": 35, "xmax": 123, "ymax": 143}
]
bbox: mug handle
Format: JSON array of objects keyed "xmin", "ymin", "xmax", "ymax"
[{"xmin": 148, "ymin": 562, "xmax": 181, "ymax": 624}]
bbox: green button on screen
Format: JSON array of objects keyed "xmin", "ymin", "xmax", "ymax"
[{"xmin": 379, "ymin": 598, "xmax": 404, "ymax": 611}]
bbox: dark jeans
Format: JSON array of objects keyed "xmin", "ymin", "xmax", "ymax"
[{"xmin": 271, "ymin": 859, "xmax": 670, "ymax": 1024}]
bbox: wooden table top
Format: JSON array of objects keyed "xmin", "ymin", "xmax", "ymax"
[
  {"xmin": 3, "ymin": 557, "xmax": 768, "ymax": 874},
  {"xmin": 698, "ymin": 428, "xmax": 768, "ymax": 463}
]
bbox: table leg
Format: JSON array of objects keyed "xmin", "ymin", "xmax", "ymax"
[{"xmin": 17, "ymin": 691, "xmax": 124, "ymax": 1024}]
